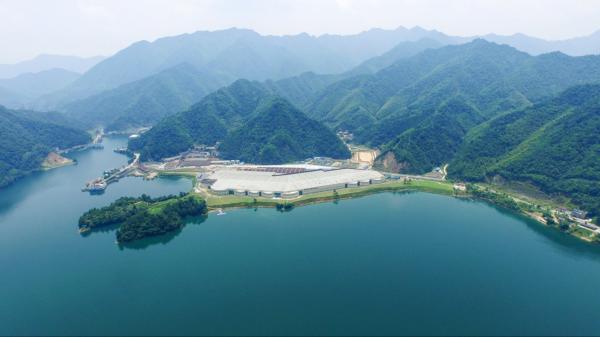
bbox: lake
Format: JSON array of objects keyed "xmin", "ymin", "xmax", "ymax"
[{"xmin": 1, "ymin": 136, "xmax": 600, "ymax": 336}]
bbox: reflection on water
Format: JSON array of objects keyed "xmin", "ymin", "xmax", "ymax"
[{"xmin": 118, "ymin": 215, "xmax": 208, "ymax": 250}]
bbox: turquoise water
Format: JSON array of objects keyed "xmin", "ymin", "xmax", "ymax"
[{"xmin": 1, "ymin": 137, "xmax": 600, "ymax": 336}]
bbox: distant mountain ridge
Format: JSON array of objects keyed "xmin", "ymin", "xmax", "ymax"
[
  {"xmin": 0, "ymin": 68, "xmax": 80, "ymax": 108},
  {"xmin": 0, "ymin": 54, "xmax": 104, "ymax": 79},
  {"xmin": 482, "ymin": 30, "xmax": 600, "ymax": 56},
  {"xmin": 35, "ymin": 26, "xmax": 468, "ymax": 109}
]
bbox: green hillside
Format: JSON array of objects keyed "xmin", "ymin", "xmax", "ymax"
[
  {"xmin": 0, "ymin": 106, "xmax": 90, "ymax": 187},
  {"xmin": 128, "ymin": 80, "xmax": 270, "ymax": 161},
  {"xmin": 449, "ymin": 84, "xmax": 600, "ymax": 216},
  {"xmin": 219, "ymin": 97, "xmax": 350, "ymax": 164},
  {"xmin": 129, "ymin": 79, "xmax": 349, "ymax": 164},
  {"xmin": 304, "ymin": 40, "xmax": 600, "ymax": 174}
]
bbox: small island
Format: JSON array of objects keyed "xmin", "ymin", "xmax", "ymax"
[{"xmin": 79, "ymin": 193, "xmax": 207, "ymax": 243}]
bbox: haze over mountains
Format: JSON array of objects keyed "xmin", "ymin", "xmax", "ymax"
[
  {"xmin": 0, "ymin": 54, "xmax": 104, "ymax": 79},
  {"xmin": 0, "ymin": 69, "xmax": 81, "ymax": 109}
]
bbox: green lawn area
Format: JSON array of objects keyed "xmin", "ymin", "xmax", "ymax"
[{"xmin": 146, "ymin": 194, "xmax": 204, "ymax": 214}]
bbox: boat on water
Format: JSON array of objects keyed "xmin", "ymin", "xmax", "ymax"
[
  {"xmin": 216, "ymin": 209, "xmax": 226, "ymax": 216},
  {"xmin": 82, "ymin": 178, "xmax": 107, "ymax": 193}
]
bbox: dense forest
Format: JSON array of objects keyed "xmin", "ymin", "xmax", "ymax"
[
  {"xmin": 219, "ymin": 97, "xmax": 350, "ymax": 164},
  {"xmin": 78, "ymin": 193, "xmax": 207, "ymax": 243},
  {"xmin": 301, "ymin": 39, "xmax": 600, "ymax": 174},
  {"xmin": 0, "ymin": 105, "xmax": 90, "ymax": 187},
  {"xmin": 449, "ymin": 84, "xmax": 600, "ymax": 217},
  {"xmin": 128, "ymin": 79, "xmax": 268, "ymax": 161}
]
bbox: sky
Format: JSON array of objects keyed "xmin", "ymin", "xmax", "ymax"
[{"xmin": 1, "ymin": 0, "xmax": 600, "ymax": 63}]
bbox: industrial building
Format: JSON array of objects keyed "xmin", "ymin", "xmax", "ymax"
[{"xmin": 203, "ymin": 165, "xmax": 384, "ymax": 199}]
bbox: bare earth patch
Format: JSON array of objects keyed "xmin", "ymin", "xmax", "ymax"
[{"xmin": 42, "ymin": 152, "xmax": 73, "ymax": 170}]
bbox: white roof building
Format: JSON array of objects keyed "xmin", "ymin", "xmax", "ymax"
[{"xmin": 207, "ymin": 166, "xmax": 384, "ymax": 195}]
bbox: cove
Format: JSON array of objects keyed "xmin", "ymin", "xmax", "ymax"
[{"xmin": 1, "ymin": 137, "xmax": 600, "ymax": 336}]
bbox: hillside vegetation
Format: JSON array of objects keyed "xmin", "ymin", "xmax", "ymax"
[
  {"xmin": 219, "ymin": 97, "xmax": 350, "ymax": 164},
  {"xmin": 78, "ymin": 193, "xmax": 207, "ymax": 243},
  {"xmin": 449, "ymin": 84, "xmax": 600, "ymax": 217},
  {"xmin": 301, "ymin": 40, "xmax": 600, "ymax": 173},
  {"xmin": 129, "ymin": 80, "xmax": 349, "ymax": 164},
  {"xmin": 0, "ymin": 106, "xmax": 90, "ymax": 187}
]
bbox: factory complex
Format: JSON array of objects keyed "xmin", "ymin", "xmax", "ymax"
[{"xmin": 200, "ymin": 165, "xmax": 385, "ymax": 199}]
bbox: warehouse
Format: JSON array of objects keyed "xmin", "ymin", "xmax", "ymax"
[{"xmin": 205, "ymin": 166, "xmax": 384, "ymax": 198}]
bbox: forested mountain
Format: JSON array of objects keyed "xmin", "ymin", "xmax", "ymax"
[
  {"xmin": 128, "ymin": 80, "xmax": 270, "ymax": 161},
  {"xmin": 52, "ymin": 36, "xmax": 414, "ymax": 133},
  {"xmin": 449, "ymin": 84, "xmax": 600, "ymax": 216},
  {"xmin": 0, "ymin": 54, "xmax": 103, "ymax": 79},
  {"xmin": 0, "ymin": 68, "xmax": 80, "ymax": 108},
  {"xmin": 0, "ymin": 106, "xmax": 90, "ymax": 187},
  {"xmin": 36, "ymin": 27, "xmax": 465, "ymax": 109},
  {"xmin": 128, "ymin": 79, "xmax": 349, "ymax": 163},
  {"xmin": 22, "ymin": 28, "xmax": 600, "ymax": 133},
  {"xmin": 34, "ymin": 27, "xmax": 600, "ymax": 110},
  {"xmin": 61, "ymin": 63, "xmax": 230, "ymax": 131},
  {"xmin": 219, "ymin": 97, "xmax": 350, "ymax": 164},
  {"xmin": 302, "ymin": 39, "xmax": 600, "ymax": 174}
]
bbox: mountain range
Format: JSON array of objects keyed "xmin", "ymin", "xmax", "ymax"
[
  {"xmin": 2, "ymin": 27, "xmax": 600, "ymax": 132},
  {"xmin": 34, "ymin": 26, "xmax": 466, "ymax": 111}
]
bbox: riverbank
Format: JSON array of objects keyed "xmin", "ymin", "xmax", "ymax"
[
  {"xmin": 467, "ymin": 183, "xmax": 599, "ymax": 244},
  {"xmin": 194, "ymin": 176, "xmax": 598, "ymax": 244}
]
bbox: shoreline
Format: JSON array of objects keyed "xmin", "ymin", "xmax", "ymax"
[{"xmin": 191, "ymin": 178, "xmax": 598, "ymax": 245}]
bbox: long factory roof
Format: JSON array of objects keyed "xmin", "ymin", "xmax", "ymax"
[{"xmin": 207, "ymin": 166, "xmax": 384, "ymax": 193}]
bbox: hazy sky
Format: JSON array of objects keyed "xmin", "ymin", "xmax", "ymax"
[{"xmin": 1, "ymin": 0, "xmax": 599, "ymax": 63}]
